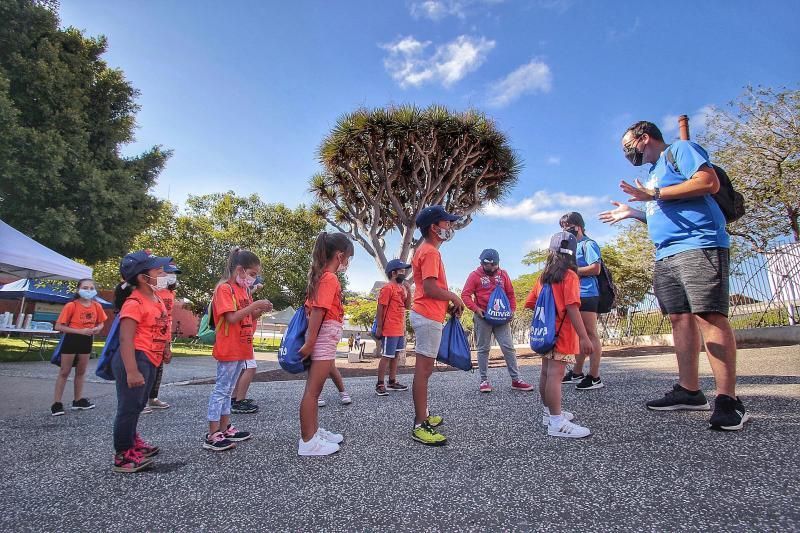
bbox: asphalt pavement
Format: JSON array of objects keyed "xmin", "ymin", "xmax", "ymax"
[{"xmin": 1, "ymin": 344, "xmax": 798, "ymax": 532}]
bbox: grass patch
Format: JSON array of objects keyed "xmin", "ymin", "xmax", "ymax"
[{"xmin": 0, "ymin": 336, "xmax": 214, "ymax": 363}]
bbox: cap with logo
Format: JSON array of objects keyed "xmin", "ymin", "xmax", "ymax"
[
  {"xmin": 549, "ymin": 231, "xmax": 577, "ymax": 257},
  {"xmin": 120, "ymin": 250, "xmax": 173, "ymax": 282},
  {"xmin": 385, "ymin": 258, "xmax": 412, "ymax": 276},
  {"xmin": 479, "ymin": 248, "xmax": 500, "ymax": 264},
  {"xmin": 415, "ymin": 205, "xmax": 460, "ymax": 229}
]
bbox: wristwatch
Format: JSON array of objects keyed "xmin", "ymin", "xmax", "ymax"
[{"xmin": 653, "ymin": 187, "xmax": 661, "ymax": 200}]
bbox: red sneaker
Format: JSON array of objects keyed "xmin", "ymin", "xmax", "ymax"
[
  {"xmin": 134, "ymin": 433, "xmax": 160, "ymax": 458},
  {"xmin": 113, "ymin": 448, "xmax": 152, "ymax": 473},
  {"xmin": 479, "ymin": 381, "xmax": 493, "ymax": 393},
  {"xmin": 511, "ymin": 379, "xmax": 534, "ymax": 391}
]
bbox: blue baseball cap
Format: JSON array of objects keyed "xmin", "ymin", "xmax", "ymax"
[
  {"xmin": 164, "ymin": 262, "xmax": 181, "ymax": 274},
  {"xmin": 479, "ymin": 249, "xmax": 500, "ymax": 264},
  {"xmin": 120, "ymin": 250, "xmax": 173, "ymax": 282},
  {"xmin": 385, "ymin": 259, "xmax": 412, "ymax": 276},
  {"xmin": 549, "ymin": 231, "xmax": 577, "ymax": 257},
  {"xmin": 415, "ymin": 205, "xmax": 460, "ymax": 229}
]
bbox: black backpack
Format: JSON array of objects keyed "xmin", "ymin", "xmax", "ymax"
[
  {"xmin": 581, "ymin": 241, "xmax": 617, "ymax": 314},
  {"xmin": 665, "ymin": 147, "xmax": 745, "ymax": 224}
]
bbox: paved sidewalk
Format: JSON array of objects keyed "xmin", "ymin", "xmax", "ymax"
[{"xmin": 1, "ymin": 345, "xmax": 798, "ymax": 531}]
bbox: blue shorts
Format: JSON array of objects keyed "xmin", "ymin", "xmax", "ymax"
[{"xmin": 381, "ymin": 336, "xmax": 406, "ymax": 359}]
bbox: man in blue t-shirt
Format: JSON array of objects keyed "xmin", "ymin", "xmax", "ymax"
[
  {"xmin": 600, "ymin": 121, "xmax": 748, "ymax": 432},
  {"xmin": 558, "ymin": 212, "xmax": 605, "ymax": 391}
]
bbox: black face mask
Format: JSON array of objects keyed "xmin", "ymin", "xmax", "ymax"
[
  {"xmin": 624, "ymin": 144, "xmax": 644, "ymax": 166},
  {"xmin": 483, "ymin": 267, "xmax": 498, "ymax": 275},
  {"xmin": 565, "ymin": 227, "xmax": 579, "ymax": 237},
  {"xmin": 395, "ymin": 275, "xmax": 406, "ymax": 284}
]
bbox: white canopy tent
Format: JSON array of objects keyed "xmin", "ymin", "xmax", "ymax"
[{"xmin": 0, "ymin": 219, "xmax": 92, "ymax": 281}]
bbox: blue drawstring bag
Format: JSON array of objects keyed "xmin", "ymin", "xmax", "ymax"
[
  {"xmin": 96, "ymin": 315, "xmax": 121, "ymax": 380},
  {"xmin": 50, "ymin": 335, "xmax": 65, "ymax": 366},
  {"xmin": 437, "ymin": 318, "xmax": 472, "ymax": 371},
  {"xmin": 484, "ymin": 284, "xmax": 513, "ymax": 325},
  {"xmin": 279, "ymin": 308, "xmax": 312, "ymax": 374},
  {"xmin": 370, "ymin": 317, "xmax": 378, "ymax": 338},
  {"xmin": 529, "ymin": 284, "xmax": 565, "ymax": 354}
]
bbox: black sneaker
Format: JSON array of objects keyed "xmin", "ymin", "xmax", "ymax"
[
  {"xmin": 387, "ymin": 381, "xmax": 409, "ymax": 391},
  {"xmin": 375, "ymin": 383, "xmax": 388, "ymax": 396},
  {"xmin": 709, "ymin": 395, "xmax": 749, "ymax": 431},
  {"xmin": 231, "ymin": 400, "xmax": 258, "ymax": 414},
  {"xmin": 203, "ymin": 432, "xmax": 236, "ymax": 451},
  {"xmin": 576, "ymin": 375, "xmax": 604, "ymax": 390},
  {"xmin": 646, "ymin": 384, "xmax": 711, "ymax": 411},
  {"xmin": 71, "ymin": 398, "xmax": 95, "ymax": 411},
  {"xmin": 51, "ymin": 402, "xmax": 65, "ymax": 416},
  {"xmin": 562, "ymin": 370, "xmax": 584, "ymax": 385}
]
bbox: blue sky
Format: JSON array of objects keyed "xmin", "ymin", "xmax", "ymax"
[{"xmin": 60, "ymin": 0, "xmax": 799, "ymax": 292}]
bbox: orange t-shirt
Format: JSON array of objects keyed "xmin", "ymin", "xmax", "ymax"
[
  {"xmin": 212, "ymin": 282, "xmax": 255, "ymax": 362},
  {"xmin": 412, "ymin": 242, "xmax": 449, "ymax": 322},
  {"xmin": 57, "ymin": 300, "xmax": 107, "ymax": 330},
  {"xmin": 378, "ymin": 282, "xmax": 408, "ymax": 337},
  {"xmin": 119, "ymin": 289, "xmax": 170, "ymax": 366},
  {"xmin": 156, "ymin": 289, "xmax": 176, "ymax": 332},
  {"xmin": 304, "ymin": 271, "xmax": 344, "ymax": 323},
  {"xmin": 524, "ymin": 270, "xmax": 581, "ymax": 355}
]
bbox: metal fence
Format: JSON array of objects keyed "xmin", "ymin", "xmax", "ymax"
[
  {"xmin": 596, "ymin": 241, "xmax": 800, "ymax": 344},
  {"xmin": 504, "ymin": 241, "xmax": 800, "ymax": 347}
]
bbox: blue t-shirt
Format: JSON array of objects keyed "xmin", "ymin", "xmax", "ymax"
[
  {"xmin": 577, "ymin": 237, "xmax": 601, "ymax": 298},
  {"xmin": 644, "ymin": 140, "xmax": 729, "ymax": 260}
]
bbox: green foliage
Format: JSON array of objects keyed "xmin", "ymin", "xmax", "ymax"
[
  {"xmin": 599, "ymin": 224, "xmax": 655, "ymax": 312},
  {"xmin": 511, "ymin": 272, "xmax": 541, "ymax": 310},
  {"xmin": 90, "ymin": 192, "xmax": 324, "ymax": 312},
  {"xmin": 312, "ymin": 104, "xmax": 521, "ymax": 277},
  {"xmin": 698, "ymin": 85, "xmax": 800, "ymax": 250},
  {"xmin": 344, "ymin": 299, "xmax": 378, "ymax": 329},
  {"xmin": 0, "ymin": 0, "xmax": 170, "ymax": 262}
]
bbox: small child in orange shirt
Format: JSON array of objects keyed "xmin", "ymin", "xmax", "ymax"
[
  {"xmin": 525, "ymin": 231, "xmax": 593, "ymax": 438},
  {"xmin": 297, "ymin": 232, "xmax": 354, "ymax": 456},
  {"xmin": 204, "ymin": 247, "xmax": 272, "ymax": 452},
  {"xmin": 52, "ymin": 278, "xmax": 107, "ymax": 416},
  {"xmin": 374, "ymin": 259, "xmax": 412, "ymax": 396}
]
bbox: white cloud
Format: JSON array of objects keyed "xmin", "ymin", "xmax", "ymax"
[
  {"xmin": 409, "ymin": 0, "xmax": 504, "ymax": 21},
  {"xmin": 382, "ymin": 35, "xmax": 495, "ymax": 88},
  {"xmin": 487, "ymin": 59, "xmax": 552, "ymax": 107},
  {"xmin": 483, "ymin": 190, "xmax": 608, "ymax": 224},
  {"xmin": 546, "ymin": 156, "xmax": 561, "ymax": 165},
  {"xmin": 661, "ymin": 105, "xmax": 715, "ymax": 137}
]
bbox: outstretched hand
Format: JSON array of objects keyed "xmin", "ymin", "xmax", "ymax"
[
  {"xmin": 619, "ymin": 178, "xmax": 655, "ymax": 202},
  {"xmin": 599, "ymin": 201, "xmax": 635, "ymax": 225}
]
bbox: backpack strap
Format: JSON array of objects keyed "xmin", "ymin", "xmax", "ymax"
[
  {"xmin": 665, "ymin": 145, "xmax": 681, "ymax": 176},
  {"xmin": 221, "ymin": 283, "xmax": 238, "ymax": 337}
]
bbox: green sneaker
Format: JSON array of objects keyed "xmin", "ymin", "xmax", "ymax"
[
  {"xmin": 426, "ymin": 414, "xmax": 443, "ymax": 427},
  {"xmin": 412, "ymin": 421, "xmax": 447, "ymax": 446}
]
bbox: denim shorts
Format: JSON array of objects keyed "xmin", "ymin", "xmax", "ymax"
[
  {"xmin": 410, "ymin": 311, "xmax": 443, "ymax": 358},
  {"xmin": 381, "ymin": 336, "xmax": 406, "ymax": 358}
]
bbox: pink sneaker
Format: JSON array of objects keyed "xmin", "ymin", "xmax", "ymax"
[
  {"xmin": 511, "ymin": 379, "xmax": 534, "ymax": 391},
  {"xmin": 113, "ymin": 448, "xmax": 152, "ymax": 473},
  {"xmin": 479, "ymin": 381, "xmax": 493, "ymax": 393},
  {"xmin": 134, "ymin": 433, "xmax": 159, "ymax": 458}
]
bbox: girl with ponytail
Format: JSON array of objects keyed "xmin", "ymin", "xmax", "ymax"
[
  {"xmin": 297, "ymin": 232, "xmax": 354, "ymax": 456},
  {"xmin": 203, "ymin": 247, "xmax": 273, "ymax": 452}
]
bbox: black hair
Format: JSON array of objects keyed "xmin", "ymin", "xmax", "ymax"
[
  {"xmin": 540, "ymin": 249, "xmax": 577, "ymax": 285},
  {"xmin": 113, "ymin": 280, "xmax": 138, "ymax": 311},
  {"xmin": 307, "ymin": 232, "xmax": 354, "ymax": 301},
  {"xmin": 73, "ymin": 278, "xmax": 96, "ymax": 300},
  {"xmin": 559, "ymin": 212, "xmax": 586, "ymax": 231},
  {"xmin": 624, "ymin": 121, "xmax": 664, "ymax": 143},
  {"xmin": 420, "ymin": 225, "xmax": 432, "ymax": 239}
]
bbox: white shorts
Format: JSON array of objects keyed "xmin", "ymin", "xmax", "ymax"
[
  {"xmin": 410, "ymin": 311, "xmax": 443, "ymax": 358},
  {"xmin": 243, "ymin": 359, "xmax": 258, "ymax": 370}
]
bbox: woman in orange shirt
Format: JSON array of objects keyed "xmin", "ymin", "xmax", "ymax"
[
  {"xmin": 113, "ymin": 250, "xmax": 174, "ymax": 472},
  {"xmin": 52, "ymin": 279, "xmax": 107, "ymax": 416},
  {"xmin": 297, "ymin": 232, "xmax": 354, "ymax": 457},
  {"xmin": 203, "ymin": 248, "xmax": 273, "ymax": 452}
]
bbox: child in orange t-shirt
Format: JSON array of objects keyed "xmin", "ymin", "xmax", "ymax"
[
  {"xmin": 204, "ymin": 247, "xmax": 273, "ymax": 452},
  {"xmin": 374, "ymin": 259, "xmax": 412, "ymax": 396},
  {"xmin": 297, "ymin": 232, "xmax": 354, "ymax": 456},
  {"xmin": 524, "ymin": 231, "xmax": 593, "ymax": 439},
  {"xmin": 409, "ymin": 206, "xmax": 465, "ymax": 447},
  {"xmin": 112, "ymin": 250, "xmax": 174, "ymax": 473},
  {"xmin": 145, "ymin": 261, "xmax": 181, "ymax": 412},
  {"xmin": 52, "ymin": 278, "xmax": 107, "ymax": 416}
]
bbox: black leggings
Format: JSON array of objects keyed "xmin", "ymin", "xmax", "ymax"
[{"xmin": 148, "ymin": 363, "xmax": 164, "ymax": 399}]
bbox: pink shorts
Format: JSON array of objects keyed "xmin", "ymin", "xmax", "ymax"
[{"xmin": 308, "ymin": 320, "xmax": 343, "ymax": 361}]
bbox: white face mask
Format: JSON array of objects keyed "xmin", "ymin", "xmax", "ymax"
[
  {"xmin": 165, "ymin": 274, "xmax": 177, "ymax": 285},
  {"xmin": 432, "ymin": 225, "xmax": 454, "ymax": 242},
  {"xmin": 145, "ymin": 274, "xmax": 169, "ymax": 291},
  {"xmin": 336, "ymin": 256, "xmax": 350, "ymax": 274}
]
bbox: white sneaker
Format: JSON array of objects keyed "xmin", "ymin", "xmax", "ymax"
[
  {"xmin": 317, "ymin": 398, "xmax": 327, "ymax": 407},
  {"xmin": 541, "ymin": 410, "xmax": 575, "ymax": 426},
  {"xmin": 317, "ymin": 427, "xmax": 344, "ymax": 444},
  {"xmin": 340, "ymin": 392, "xmax": 352, "ymax": 405},
  {"xmin": 298, "ymin": 435, "xmax": 340, "ymax": 456},
  {"xmin": 548, "ymin": 419, "xmax": 591, "ymax": 438},
  {"xmin": 141, "ymin": 405, "xmax": 153, "ymax": 415}
]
